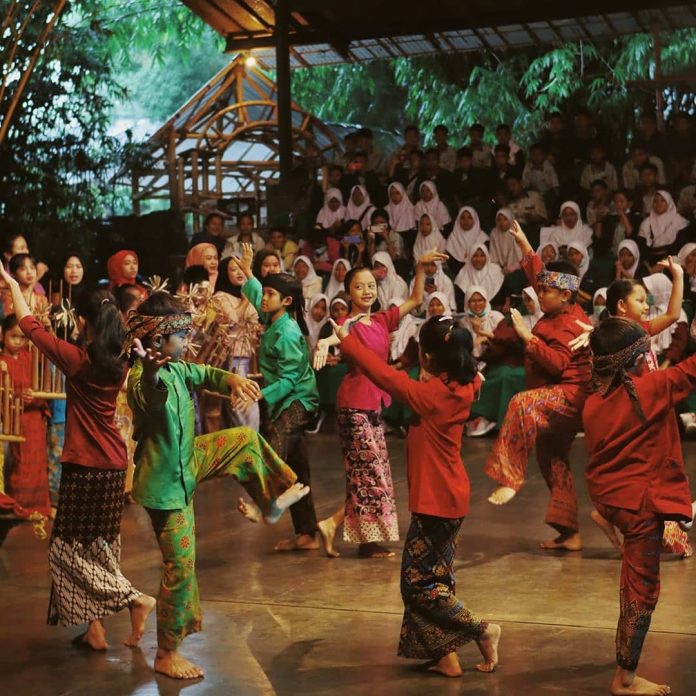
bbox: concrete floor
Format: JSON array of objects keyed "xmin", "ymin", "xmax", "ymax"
[{"xmin": 1, "ymin": 432, "xmax": 695, "ymax": 696}]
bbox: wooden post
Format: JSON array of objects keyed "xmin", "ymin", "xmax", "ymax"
[
  {"xmin": 167, "ymin": 127, "xmax": 179, "ymax": 210},
  {"xmin": 131, "ymin": 173, "xmax": 141, "ymax": 216},
  {"xmin": 177, "ymin": 156, "xmax": 186, "ymax": 209},
  {"xmin": 275, "ymin": 0, "xmax": 292, "ymax": 183}
]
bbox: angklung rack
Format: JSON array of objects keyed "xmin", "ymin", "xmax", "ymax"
[{"xmin": 0, "ymin": 368, "xmax": 25, "ymax": 443}]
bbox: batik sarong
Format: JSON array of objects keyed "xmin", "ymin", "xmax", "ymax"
[
  {"xmin": 146, "ymin": 426, "xmax": 296, "ymax": 650},
  {"xmin": 484, "ymin": 385, "xmax": 580, "ymax": 533},
  {"xmin": 399, "ymin": 513, "xmax": 487, "ymax": 659},
  {"xmin": 338, "ymin": 408, "xmax": 399, "ymax": 544},
  {"xmin": 595, "ymin": 502, "xmax": 663, "ymax": 671},
  {"xmin": 48, "ymin": 464, "xmax": 141, "ymax": 626}
]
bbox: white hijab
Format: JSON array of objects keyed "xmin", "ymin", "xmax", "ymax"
[
  {"xmin": 678, "ymin": 242, "xmax": 696, "ymax": 291},
  {"xmin": 460, "ymin": 285, "xmax": 505, "ymax": 355},
  {"xmin": 386, "ymin": 182, "xmax": 416, "ymax": 232},
  {"xmin": 413, "ymin": 212, "xmax": 447, "ymax": 261},
  {"xmin": 425, "ymin": 291, "xmax": 451, "ymax": 319},
  {"xmin": 643, "ymin": 272, "xmax": 686, "ymax": 353},
  {"xmin": 409, "ymin": 260, "xmax": 456, "ymax": 312},
  {"xmin": 537, "ymin": 240, "xmax": 559, "ymax": 263},
  {"xmin": 414, "ymin": 181, "xmax": 451, "ymax": 230},
  {"xmin": 293, "ymin": 255, "xmax": 318, "ymax": 288},
  {"xmin": 639, "ymin": 190, "xmax": 689, "ymax": 247},
  {"xmin": 489, "ymin": 208, "xmax": 522, "ymax": 273},
  {"xmin": 388, "ymin": 297, "xmax": 420, "ymax": 361},
  {"xmin": 325, "ymin": 258, "xmax": 351, "ymax": 300},
  {"xmin": 345, "ymin": 185, "xmax": 375, "ymax": 227},
  {"xmin": 445, "ymin": 206, "xmax": 489, "ymax": 262},
  {"xmin": 454, "ymin": 243, "xmax": 505, "ymax": 301},
  {"xmin": 540, "ymin": 201, "xmax": 593, "ymax": 248},
  {"xmin": 567, "ymin": 241, "xmax": 590, "ymax": 280},
  {"xmin": 316, "ymin": 187, "xmax": 345, "ymax": 228},
  {"xmin": 617, "ymin": 239, "xmax": 640, "ymax": 278},
  {"xmin": 372, "ymin": 251, "xmax": 408, "ymax": 311},
  {"xmin": 306, "ymin": 293, "xmax": 329, "ymax": 350},
  {"xmin": 522, "ymin": 286, "xmax": 542, "ymax": 331}
]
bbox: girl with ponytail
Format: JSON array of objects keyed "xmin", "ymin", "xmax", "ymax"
[
  {"xmin": 0, "ymin": 264, "xmax": 154, "ymax": 652},
  {"xmin": 327, "ymin": 312, "xmax": 502, "ymax": 677}
]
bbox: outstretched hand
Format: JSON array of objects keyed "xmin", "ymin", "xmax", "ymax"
[
  {"xmin": 656, "ymin": 255, "xmax": 684, "ymax": 279},
  {"xmin": 569, "ymin": 319, "xmax": 594, "ymax": 351},
  {"xmin": 228, "ymin": 373, "xmax": 261, "ymax": 410},
  {"xmin": 133, "ymin": 338, "xmax": 171, "ymax": 384},
  {"xmin": 329, "ymin": 314, "xmax": 366, "ymax": 341},
  {"xmin": 0, "ymin": 263, "xmax": 18, "ymax": 290},
  {"xmin": 416, "ymin": 250, "xmax": 449, "ymax": 267},
  {"xmin": 229, "ymin": 242, "xmax": 254, "ymax": 279},
  {"xmin": 510, "ymin": 308, "xmax": 533, "ymax": 343}
]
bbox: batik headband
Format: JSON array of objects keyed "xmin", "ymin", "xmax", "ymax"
[
  {"xmin": 122, "ymin": 311, "xmax": 192, "ymax": 356},
  {"xmin": 592, "ymin": 333, "xmax": 651, "ymax": 421},
  {"xmin": 536, "ymin": 270, "xmax": 580, "ymax": 292}
]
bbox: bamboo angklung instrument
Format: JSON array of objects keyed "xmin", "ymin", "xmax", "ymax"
[{"xmin": 0, "ymin": 368, "xmax": 26, "ymax": 443}]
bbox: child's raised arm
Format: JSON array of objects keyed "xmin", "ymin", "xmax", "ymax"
[{"xmin": 647, "ymin": 257, "xmax": 684, "ymax": 337}]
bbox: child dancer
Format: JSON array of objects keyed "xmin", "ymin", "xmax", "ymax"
[
  {"xmin": 572, "ymin": 265, "xmax": 693, "ymax": 558},
  {"xmin": 585, "ymin": 318, "xmax": 694, "ymax": 696},
  {"xmin": 231, "ymin": 244, "xmax": 321, "ymax": 552},
  {"xmin": 0, "ymin": 265, "xmax": 155, "ymax": 652},
  {"xmin": 485, "ymin": 221, "xmax": 592, "ymax": 551},
  {"xmin": 0, "ymin": 315, "xmax": 51, "ymax": 516},
  {"xmin": 314, "ymin": 249, "xmax": 448, "ymax": 558},
  {"xmin": 330, "ymin": 313, "xmax": 502, "ymax": 677},
  {"xmin": 126, "ymin": 292, "xmax": 307, "ymax": 679}
]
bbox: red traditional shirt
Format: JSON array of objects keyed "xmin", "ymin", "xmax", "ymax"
[
  {"xmin": 341, "ymin": 334, "xmax": 480, "ymax": 518},
  {"xmin": 521, "ymin": 251, "xmax": 593, "ymax": 408},
  {"xmin": 20, "ymin": 316, "xmax": 128, "ymax": 470},
  {"xmin": 583, "ymin": 353, "xmax": 695, "ymax": 520}
]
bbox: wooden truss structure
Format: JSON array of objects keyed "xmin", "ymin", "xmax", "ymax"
[
  {"xmin": 126, "ymin": 55, "xmax": 341, "ymax": 223},
  {"xmin": 0, "ymin": 0, "xmax": 67, "ymax": 146}
]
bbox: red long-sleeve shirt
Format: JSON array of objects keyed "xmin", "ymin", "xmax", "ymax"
[
  {"xmin": 19, "ymin": 316, "xmax": 128, "ymax": 470},
  {"xmin": 521, "ymin": 251, "xmax": 593, "ymax": 407},
  {"xmin": 341, "ymin": 334, "xmax": 480, "ymax": 519},
  {"xmin": 583, "ymin": 353, "xmax": 695, "ymax": 520}
]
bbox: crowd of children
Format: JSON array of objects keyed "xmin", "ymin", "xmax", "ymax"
[{"xmin": 0, "ymin": 108, "xmax": 695, "ymax": 693}]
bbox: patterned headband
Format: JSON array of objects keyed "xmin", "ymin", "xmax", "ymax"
[
  {"xmin": 122, "ymin": 312, "xmax": 192, "ymax": 357},
  {"xmin": 592, "ymin": 333, "xmax": 651, "ymax": 421},
  {"xmin": 536, "ymin": 270, "xmax": 580, "ymax": 292}
]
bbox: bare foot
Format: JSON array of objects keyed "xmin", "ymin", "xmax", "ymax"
[
  {"xmin": 274, "ymin": 534, "xmax": 320, "ymax": 551},
  {"xmin": 124, "ymin": 594, "xmax": 156, "ymax": 647},
  {"xmin": 540, "ymin": 532, "xmax": 583, "ymax": 551},
  {"xmin": 488, "ymin": 486, "xmax": 517, "ymax": 505},
  {"xmin": 237, "ymin": 497, "xmax": 262, "ymax": 523},
  {"xmin": 591, "ymin": 509, "xmax": 622, "ymax": 549},
  {"xmin": 265, "ymin": 483, "xmax": 310, "ymax": 524},
  {"xmin": 475, "ymin": 623, "xmax": 501, "ymax": 672},
  {"xmin": 154, "ymin": 648, "xmax": 205, "ymax": 680},
  {"xmin": 318, "ymin": 517, "xmax": 340, "ymax": 558},
  {"xmin": 73, "ymin": 619, "xmax": 108, "ymax": 650},
  {"xmin": 611, "ymin": 666, "xmax": 671, "ymax": 695},
  {"xmin": 358, "ymin": 542, "xmax": 395, "ymax": 558},
  {"xmin": 426, "ymin": 651, "xmax": 463, "ymax": 677}
]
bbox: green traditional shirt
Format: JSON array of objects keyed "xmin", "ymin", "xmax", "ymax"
[
  {"xmin": 128, "ymin": 359, "xmax": 231, "ymax": 509},
  {"xmin": 242, "ymin": 277, "xmax": 318, "ymax": 420}
]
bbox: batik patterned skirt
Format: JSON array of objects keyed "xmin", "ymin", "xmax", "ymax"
[
  {"xmin": 48, "ymin": 464, "xmax": 140, "ymax": 626},
  {"xmin": 338, "ymin": 408, "xmax": 399, "ymax": 544},
  {"xmin": 399, "ymin": 514, "xmax": 487, "ymax": 659}
]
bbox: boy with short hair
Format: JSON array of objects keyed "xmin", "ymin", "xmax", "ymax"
[{"xmin": 485, "ymin": 222, "xmax": 592, "ymax": 552}]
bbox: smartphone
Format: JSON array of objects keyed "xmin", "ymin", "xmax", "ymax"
[
  {"xmin": 344, "ymin": 235, "xmax": 362, "ymax": 245},
  {"xmin": 425, "ymin": 276, "xmax": 435, "ymax": 286},
  {"xmin": 368, "ymin": 224, "xmax": 387, "ymax": 235}
]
